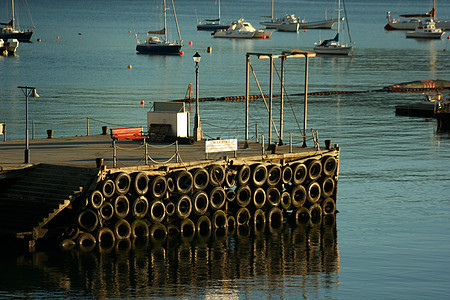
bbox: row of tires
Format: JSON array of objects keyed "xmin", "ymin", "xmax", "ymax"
[
  {"xmin": 93, "ymin": 156, "xmax": 338, "ymax": 202},
  {"xmin": 83, "ymin": 175, "xmax": 336, "ymax": 230},
  {"xmin": 65, "ymin": 199, "xmax": 336, "ymax": 252}
]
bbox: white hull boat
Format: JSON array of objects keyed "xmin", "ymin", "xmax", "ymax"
[
  {"xmin": 5, "ymin": 38, "xmax": 18, "ymax": 54},
  {"xmin": 314, "ymin": 0, "xmax": 353, "ymax": 55},
  {"xmin": 405, "ymin": 18, "xmax": 444, "ymax": 38},
  {"xmin": 298, "ymin": 18, "xmax": 341, "ymax": 29},
  {"xmin": 214, "ymin": 19, "xmax": 271, "ymax": 39}
]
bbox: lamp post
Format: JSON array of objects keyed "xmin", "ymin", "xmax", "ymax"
[
  {"xmin": 193, "ymin": 52, "xmax": 203, "ymax": 141},
  {"xmin": 18, "ymin": 86, "xmax": 39, "ymax": 163}
]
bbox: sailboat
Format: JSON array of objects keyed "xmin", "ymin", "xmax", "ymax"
[
  {"xmin": 197, "ymin": 0, "xmax": 229, "ymax": 31},
  {"xmin": 260, "ymin": 0, "xmax": 299, "ymax": 31},
  {"xmin": 136, "ymin": 0, "xmax": 183, "ymax": 55},
  {"xmin": 314, "ymin": 0, "xmax": 352, "ymax": 55},
  {"xmin": 385, "ymin": 0, "xmax": 450, "ymax": 30},
  {"xmin": 0, "ymin": 0, "xmax": 34, "ymax": 42}
]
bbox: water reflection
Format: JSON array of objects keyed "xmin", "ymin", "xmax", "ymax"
[{"xmin": 2, "ymin": 218, "xmax": 339, "ymax": 298}]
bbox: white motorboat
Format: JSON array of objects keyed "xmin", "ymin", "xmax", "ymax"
[
  {"xmin": 214, "ymin": 19, "xmax": 272, "ymax": 39},
  {"xmin": 314, "ymin": 0, "xmax": 353, "ymax": 55},
  {"xmin": 5, "ymin": 38, "xmax": 18, "ymax": 54},
  {"xmin": 276, "ymin": 15, "xmax": 299, "ymax": 32},
  {"xmin": 405, "ymin": 18, "xmax": 444, "ymax": 38}
]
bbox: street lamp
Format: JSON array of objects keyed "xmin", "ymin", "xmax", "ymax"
[
  {"xmin": 193, "ymin": 51, "xmax": 203, "ymax": 141},
  {"xmin": 18, "ymin": 86, "xmax": 39, "ymax": 163}
]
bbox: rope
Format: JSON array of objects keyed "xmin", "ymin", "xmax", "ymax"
[
  {"xmin": 33, "ymin": 117, "xmax": 86, "ymax": 125},
  {"xmin": 147, "ymin": 152, "xmax": 178, "ymax": 165}
]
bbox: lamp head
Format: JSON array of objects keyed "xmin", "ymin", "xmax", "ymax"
[
  {"xmin": 31, "ymin": 88, "xmax": 39, "ymax": 98},
  {"xmin": 193, "ymin": 52, "xmax": 201, "ymax": 63}
]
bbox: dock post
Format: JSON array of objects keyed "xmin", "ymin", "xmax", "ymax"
[
  {"xmin": 112, "ymin": 140, "xmax": 117, "ymax": 168},
  {"xmin": 86, "ymin": 117, "xmax": 90, "ymax": 136},
  {"xmin": 279, "ymin": 56, "xmax": 285, "ymax": 145},
  {"xmin": 176, "ymin": 141, "xmax": 179, "ymax": 163},
  {"xmin": 268, "ymin": 55, "xmax": 273, "ymax": 145},
  {"xmin": 144, "ymin": 140, "xmax": 148, "ymax": 165},
  {"xmin": 244, "ymin": 54, "xmax": 250, "ymax": 148},
  {"xmin": 302, "ymin": 56, "xmax": 310, "ymax": 147},
  {"xmin": 32, "ymin": 120, "xmax": 35, "ymax": 140},
  {"xmin": 255, "ymin": 124, "xmax": 259, "ymax": 143},
  {"xmin": 289, "ymin": 132, "xmax": 293, "ymax": 153},
  {"xmin": 261, "ymin": 134, "xmax": 265, "ymax": 156}
]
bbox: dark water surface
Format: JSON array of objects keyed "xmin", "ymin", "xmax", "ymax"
[{"xmin": 1, "ymin": 0, "xmax": 450, "ymax": 299}]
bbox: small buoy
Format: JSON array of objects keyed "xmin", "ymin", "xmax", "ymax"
[
  {"xmin": 207, "ymin": 46, "xmax": 212, "ymax": 53},
  {"xmin": 447, "ymin": 36, "xmax": 450, "ymax": 39},
  {"xmin": 180, "ymin": 51, "xmax": 184, "ymax": 55},
  {"xmin": 128, "ymin": 30, "xmax": 131, "ymax": 33},
  {"xmin": 56, "ymin": 36, "xmax": 60, "ymax": 39},
  {"xmin": 262, "ymin": 35, "xmax": 266, "ymax": 39},
  {"xmin": 188, "ymin": 41, "xmax": 193, "ymax": 45},
  {"xmin": 304, "ymin": 29, "xmax": 307, "ymax": 32},
  {"xmin": 37, "ymin": 38, "xmax": 41, "ymax": 42},
  {"xmin": 127, "ymin": 65, "xmax": 132, "ymax": 69},
  {"xmin": 140, "ymin": 100, "xmax": 145, "ymax": 106},
  {"xmin": 78, "ymin": 32, "xmax": 82, "ymax": 35}
]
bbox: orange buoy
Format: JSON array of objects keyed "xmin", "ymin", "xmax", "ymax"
[
  {"xmin": 262, "ymin": 35, "xmax": 266, "ymax": 39},
  {"xmin": 128, "ymin": 30, "xmax": 131, "ymax": 33},
  {"xmin": 188, "ymin": 41, "xmax": 193, "ymax": 45},
  {"xmin": 56, "ymin": 36, "xmax": 60, "ymax": 39},
  {"xmin": 127, "ymin": 65, "xmax": 132, "ymax": 69},
  {"xmin": 304, "ymin": 29, "xmax": 307, "ymax": 32},
  {"xmin": 140, "ymin": 100, "xmax": 145, "ymax": 106},
  {"xmin": 180, "ymin": 51, "xmax": 184, "ymax": 55}
]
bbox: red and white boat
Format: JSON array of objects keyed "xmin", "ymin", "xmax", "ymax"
[{"xmin": 385, "ymin": 0, "xmax": 450, "ymax": 30}]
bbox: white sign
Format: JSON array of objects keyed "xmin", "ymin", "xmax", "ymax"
[
  {"xmin": 0, "ymin": 123, "xmax": 4, "ymax": 135},
  {"xmin": 205, "ymin": 139, "xmax": 238, "ymax": 153}
]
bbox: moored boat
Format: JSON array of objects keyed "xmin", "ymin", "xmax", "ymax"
[
  {"xmin": 214, "ymin": 19, "xmax": 272, "ymax": 39},
  {"xmin": 405, "ymin": 18, "xmax": 444, "ymax": 38},
  {"xmin": 0, "ymin": 0, "xmax": 34, "ymax": 42},
  {"xmin": 136, "ymin": 0, "xmax": 183, "ymax": 55},
  {"xmin": 197, "ymin": 0, "xmax": 229, "ymax": 31}
]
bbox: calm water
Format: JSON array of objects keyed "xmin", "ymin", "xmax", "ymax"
[{"xmin": 1, "ymin": 0, "xmax": 450, "ymax": 299}]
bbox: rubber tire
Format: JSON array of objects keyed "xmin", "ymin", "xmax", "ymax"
[
  {"xmin": 180, "ymin": 218, "xmax": 196, "ymax": 241},
  {"xmin": 293, "ymin": 207, "xmax": 311, "ymax": 225},
  {"xmin": 209, "ymin": 164, "xmax": 226, "ymax": 187},
  {"xmin": 321, "ymin": 177, "xmax": 335, "ymax": 198},
  {"xmin": 267, "ymin": 165, "xmax": 282, "ymax": 187},
  {"xmin": 281, "ymin": 165, "xmax": 293, "ymax": 184},
  {"xmin": 236, "ymin": 185, "xmax": 252, "ymax": 208},
  {"xmin": 308, "ymin": 159, "xmax": 323, "ymax": 181},
  {"xmin": 192, "ymin": 167, "xmax": 209, "ymax": 191},
  {"xmin": 235, "ymin": 207, "xmax": 251, "ymax": 226},
  {"xmin": 77, "ymin": 209, "xmax": 99, "ymax": 233},
  {"xmin": 252, "ymin": 187, "xmax": 267, "ymax": 209},
  {"xmin": 253, "ymin": 209, "xmax": 266, "ymax": 233},
  {"xmin": 322, "ymin": 156, "xmax": 337, "ymax": 176},
  {"xmin": 321, "ymin": 197, "xmax": 336, "ymax": 215},
  {"xmin": 148, "ymin": 200, "xmax": 166, "ymax": 223},
  {"xmin": 209, "ymin": 186, "xmax": 226, "ymax": 210},
  {"xmin": 251, "ymin": 164, "xmax": 268, "ymax": 187},
  {"xmin": 212, "ymin": 210, "xmax": 228, "ymax": 229},
  {"xmin": 99, "ymin": 201, "xmax": 114, "ymax": 221},
  {"xmin": 196, "ymin": 215, "xmax": 212, "ymax": 238},
  {"xmin": 115, "ymin": 172, "xmax": 131, "ymax": 195},
  {"xmin": 266, "ymin": 187, "xmax": 281, "ymax": 207},
  {"xmin": 77, "ymin": 232, "xmax": 96, "ymax": 252},
  {"xmin": 280, "ymin": 191, "xmax": 292, "ymax": 211},
  {"xmin": 131, "ymin": 219, "xmax": 150, "ymax": 238},
  {"xmin": 149, "ymin": 223, "xmax": 167, "ymax": 241},
  {"xmin": 267, "ymin": 207, "xmax": 283, "ymax": 228},
  {"xmin": 114, "ymin": 195, "xmax": 130, "ymax": 219},
  {"xmin": 132, "ymin": 196, "xmax": 149, "ymax": 219},
  {"xmin": 114, "ymin": 218, "xmax": 131, "ymax": 240},
  {"xmin": 149, "ymin": 175, "xmax": 167, "ymax": 199},
  {"xmin": 292, "ymin": 163, "xmax": 307, "ymax": 185},
  {"xmin": 291, "ymin": 185, "xmax": 307, "ymax": 208},
  {"xmin": 175, "ymin": 170, "xmax": 193, "ymax": 194},
  {"xmin": 307, "ymin": 181, "xmax": 321, "ymax": 204},
  {"xmin": 133, "ymin": 172, "xmax": 149, "ymax": 195},
  {"xmin": 192, "ymin": 191, "xmax": 209, "ymax": 215},
  {"xmin": 309, "ymin": 203, "xmax": 323, "ymax": 223},
  {"xmin": 237, "ymin": 164, "xmax": 251, "ymax": 186},
  {"xmin": 176, "ymin": 195, "xmax": 192, "ymax": 219},
  {"xmin": 101, "ymin": 179, "xmax": 115, "ymax": 198},
  {"xmin": 89, "ymin": 190, "xmax": 104, "ymax": 209}
]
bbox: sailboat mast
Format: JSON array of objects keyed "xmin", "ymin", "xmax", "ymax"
[
  {"xmin": 218, "ymin": 0, "xmax": 221, "ymax": 21},
  {"xmin": 338, "ymin": 0, "xmax": 341, "ymax": 35},
  {"xmin": 11, "ymin": 0, "xmax": 15, "ymax": 29},
  {"xmin": 163, "ymin": 0, "xmax": 167, "ymax": 41},
  {"xmin": 271, "ymin": 0, "xmax": 274, "ymax": 21},
  {"xmin": 171, "ymin": 0, "xmax": 182, "ymax": 43}
]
